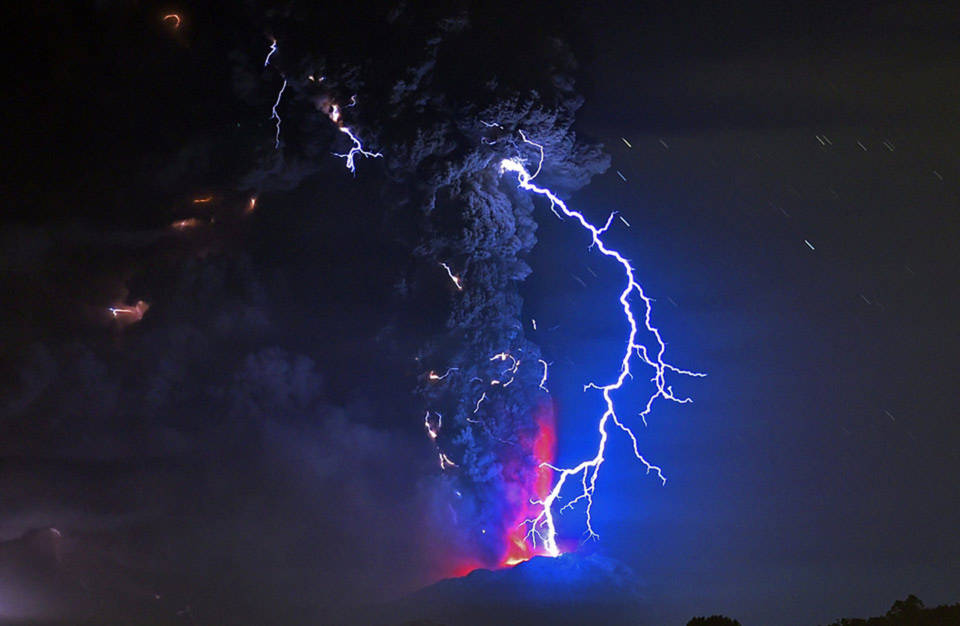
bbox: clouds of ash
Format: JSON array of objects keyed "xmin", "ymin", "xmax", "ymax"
[
  {"xmin": 247, "ymin": 1, "xmax": 608, "ymax": 564},
  {"xmin": 2, "ymin": 1, "xmax": 607, "ymax": 620},
  {"xmin": 1, "ymin": 229, "xmax": 468, "ymax": 621}
]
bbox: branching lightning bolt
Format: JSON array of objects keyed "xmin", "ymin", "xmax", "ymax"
[
  {"xmin": 333, "ymin": 126, "xmax": 383, "ymax": 173},
  {"xmin": 327, "ymin": 104, "xmax": 383, "ymax": 174},
  {"xmin": 497, "ymin": 130, "xmax": 705, "ymax": 558}
]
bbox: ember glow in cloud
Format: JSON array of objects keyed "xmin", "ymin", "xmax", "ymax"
[
  {"xmin": 107, "ymin": 300, "xmax": 149, "ymax": 326},
  {"xmin": 170, "ymin": 218, "xmax": 203, "ymax": 230}
]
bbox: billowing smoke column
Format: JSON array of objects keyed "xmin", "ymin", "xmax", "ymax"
[
  {"xmin": 393, "ymin": 100, "xmax": 609, "ymax": 565},
  {"xmin": 389, "ymin": 113, "xmax": 613, "ymax": 566},
  {"xmin": 246, "ymin": 3, "xmax": 697, "ymax": 571}
]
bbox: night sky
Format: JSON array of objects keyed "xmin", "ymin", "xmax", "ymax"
[{"xmin": 3, "ymin": 1, "xmax": 959, "ymax": 625}]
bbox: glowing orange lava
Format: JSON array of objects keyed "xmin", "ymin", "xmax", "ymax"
[
  {"xmin": 498, "ymin": 402, "xmax": 559, "ymax": 567},
  {"xmin": 449, "ymin": 560, "xmax": 485, "ymax": 578},
  {"xmin": 441, "ymin": 402, "xmax": 561, "ymax": 581}
]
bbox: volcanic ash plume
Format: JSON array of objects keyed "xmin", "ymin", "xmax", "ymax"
[{"xmin": 235, "ymin": 2, "xmax": 610, "ymax": 569}]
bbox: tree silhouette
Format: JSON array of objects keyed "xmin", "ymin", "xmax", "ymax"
[
  {"xmin": 687, "ymin": 616, "xmax": 742, "ymax": 626},
  {"xmin": 887, "ymin": 594, "xmax": 924, "ymax": 619},
  {"xmin": 825, "ymin": 595, "xmax": 960, "ymax": 625}
]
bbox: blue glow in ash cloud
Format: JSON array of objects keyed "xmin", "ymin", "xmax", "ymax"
[{"xmin": 498, "ymin": 131, "xmax": 705, "ymax": 558}]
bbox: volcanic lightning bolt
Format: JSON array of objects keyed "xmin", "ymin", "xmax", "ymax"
[
  {"xmin": 498, "ymin": 130, "xmax": 705, "ymax": 558},
  {"xmin": 270, "ymin": 79, "xmax": 287, "ymax": 150},
  {"xmin": 538, "ymin": 358, "xmax": 550, "ymax": 392},
  {"xmin": 440, "ymin": 262, "xmax": 463, "ymax": 291},
  {"xmin": 264, "ymin": 39, "xmax": 278, "ymax": 67},
  {"xmin": 326, "ymin": 104, "xmax": 383, "ymax": 174},
  {"xmin": 263, "ymin": 39, "xmax": 286, "ymax": 150},
  {"xmin": 263, "ymin": 38, "xmax": 379, "ymax": 170},
  {"xmin": 428, "ymin": 367, "xmax": 458, "ymax": 381}
]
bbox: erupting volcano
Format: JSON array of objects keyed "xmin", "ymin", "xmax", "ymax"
[{"xmin": 500, "ymin": 402, "xmax": 560, "ymax": 567}]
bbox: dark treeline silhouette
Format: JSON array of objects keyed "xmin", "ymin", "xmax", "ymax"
[
  {"xmin": 687, "ymin": 616, "xmax": 741, "ymax": 626},
  {"xmin": 824, "ymin": 595, "xmax": 960, "ymax": 625},
  {"xmin": 685, "ymin": 596, "xmax": 960, "ymax": 626}
]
